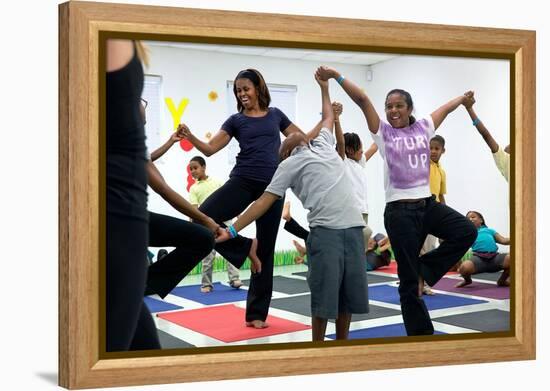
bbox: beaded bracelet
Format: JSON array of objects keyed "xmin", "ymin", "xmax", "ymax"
[
  {"xmin": 336, "ymin": 75, "xmax": 345, "ymax": 85},
  {"xmin": 228, "ymin": 225, "xmax": 238, "ymax": 239},
  {"xmin": 472, "ymin": 118, "xmax": 481, "ymax": 126}
]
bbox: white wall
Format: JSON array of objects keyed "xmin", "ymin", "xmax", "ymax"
[
  {"xmin": 146, "ymin": 46, "xmax": 510, "ymax": 251},
  {"xmin": 145, "ymin": 44, "xmax": 369, "ymax": 250}
]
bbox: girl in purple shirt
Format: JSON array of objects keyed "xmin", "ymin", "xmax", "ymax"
[{"xmin": 316, "ymin": 66, "xmax": 477, "ymax": 336}]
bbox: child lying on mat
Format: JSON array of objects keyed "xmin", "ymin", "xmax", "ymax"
[{"xmin": 455, "ymin": 211, "xmax": 510, "ymax": 288}]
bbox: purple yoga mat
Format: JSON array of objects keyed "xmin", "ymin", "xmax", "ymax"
[{"xmin": 432, "ymin": 277, "xmax": 510, "ymax": 300}]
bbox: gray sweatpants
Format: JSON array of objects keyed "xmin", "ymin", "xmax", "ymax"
[{"xmin": 201, "ymin": 250, "xmax": 240, "ymax": 288}]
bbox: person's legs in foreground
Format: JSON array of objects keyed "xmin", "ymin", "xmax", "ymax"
[
  {"xmin": 147, "ymin": 212, "xmax": 215, "ymax": 298},
  {"xmin": 107, "ymin": 213, "xmax": 160, "ymax": 351},
  {"xmin": 245, "ymin": 196, "xmax": 285, "ymax": 328}
]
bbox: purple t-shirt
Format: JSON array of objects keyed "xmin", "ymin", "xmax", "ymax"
[
  {"xmin": 372, "ymin": 117, "xmax": 435, "ymax": 202},
  {"xmin": 222, "ymin": 107, "xmax": 292, "ymax": 183}
]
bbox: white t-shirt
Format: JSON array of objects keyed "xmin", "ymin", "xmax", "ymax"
[
  {"xmin": 344, "ymin": 156, "xmax": 369, "ymax": 214},
  {"xmin": 371, "ymin": 116, "xmax": 435, "ymax": 203},
  {"xmin": 266, "ymin": 128, "xmax": 365, "ymax": 229}
]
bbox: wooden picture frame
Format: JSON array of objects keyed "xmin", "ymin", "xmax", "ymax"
[{"xmin": 58, "ymin": 1, "xmax": 536, "ymax": 388}]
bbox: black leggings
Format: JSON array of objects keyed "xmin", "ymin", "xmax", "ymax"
[
  {"xmin": 384, "ymin": 196, "xmax": 476, "ymax": 336},
  {"xmin": 284, "ymin": 217, "xmax": 309, "ymax": 241},
  {"xmin": 147, "ymin": 212, "xmax": 215, "ymax": 298},
  {"xmin": 106, "ymin": 213, "xmax": 160, "ymax": 352},
  {"xmin": 199, "ymin": 176, "xmax": 284, "ymax": 322}
]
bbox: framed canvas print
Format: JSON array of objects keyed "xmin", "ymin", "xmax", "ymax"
[{"xmin": 59, "ymin": 1, "xmax": 535, "ymax": 389}]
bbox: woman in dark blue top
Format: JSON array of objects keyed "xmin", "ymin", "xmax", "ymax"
[{"xmin": 179, "ymin": 69, "xmax": 304, "ymax": 328}]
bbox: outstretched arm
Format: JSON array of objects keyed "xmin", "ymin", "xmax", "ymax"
[
  {"xmin": 463, "ymin": 92, "xmax": 499, "ymax": 153},
  {"xmin": 282, "ymin": 123, "xmax": 306, "ymax": 138},
  {"xmin": 316, "ymin": 66, "xmax": 380, "ymax": 133},
  {"xmin": 494, "ymin": 233, "xmax": 510, "ymax": 245},
  {"xmin": 431, "ymin": 91, "xmax": 470, "ymax": 130},
  {"xmin": 177, "ymin": 124, "xmax": 231, "ymax": 157},
  {"xmin": 216, "ymin": 192, "xmax": 280, "ymax": 243},
  {"xmin": 150, "ymin": 132, "xmax": 184, "ymax": 161},
  {"xmin": 147, "ymin": 161, "xmax": 220, "ymax": 234}
]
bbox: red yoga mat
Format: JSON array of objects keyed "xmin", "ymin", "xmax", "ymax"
[
  {"xmin": 376, "ymin": 261, "xmax": 458, "ymax": 275},
  {"xmin": 158, "ymin": 304, "xmax": 311, "ymax": 342}
]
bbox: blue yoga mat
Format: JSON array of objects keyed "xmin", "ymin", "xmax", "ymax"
[
  {"xmin": 143, "ymin": 297, "xmax": 183, "ymax": 313},
  {"xmin": 369, "ymin": 284, "xmax": 487, "ymax": 310},
  {"xmin": 169, "ymin": 282, "xmax": 248, "ymax": 305},
  {"xmin": 327, "ymin": 323, "xmax": 446, "ymax": 339}
]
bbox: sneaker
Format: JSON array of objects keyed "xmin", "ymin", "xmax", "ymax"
[
  {"xmin": 200, "ymin": 286, "xmax": 213, "ymax": 293},
  {"xmin": 229, "ymin": 279, "xmax": 243, "ymax": 289}
]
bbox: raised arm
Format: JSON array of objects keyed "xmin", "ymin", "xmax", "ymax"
[
  {"xmin": 333, "ymin": 102, "xmax": 346, "ymax": 160},
  {"xmin": 494, "ymin": 232, "xmax": 510, "ymax": 245},
  {"xmin": 431, "ymin": 91, "xmax": 470, "ymax": 130},
  {"xmin": 177, "ymin": 124, "xmax": 231, "ymax": 157},
  {"xmin": 463, "ymin": 92, "xmax": 499, "ymax": 153},
  {"xmin": 316, "ymin": 66, "xmax": 380, "ymax": 133},
  {"xmin": 306, "ymin": 73, "xmax": 334, "ymax": 141},
  {"xmin": 150, "ymin": 132, "xmax": 184, "ymax": 162},
  {"xmin": 146, "ymin": 161, "xmax": 220, "ymax": 234},
  {"xmin": 364, "ymin": 142, "xmax": 378, "ymax": 162}
]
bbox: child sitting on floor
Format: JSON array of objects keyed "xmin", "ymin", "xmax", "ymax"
[{"xmin": 456, "ymin": 211, "xmax": 510, "ymax": 288}]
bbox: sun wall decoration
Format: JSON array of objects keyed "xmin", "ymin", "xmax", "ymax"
[{"xmin": 208, "ymin": 90, "xmax": 218, "ymax": 101}]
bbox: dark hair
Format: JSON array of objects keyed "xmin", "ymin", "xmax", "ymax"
[
  {"xmin": 233, "ymin": 69, "xmax": 271, "ymax": 112},
  {"xmin": 344, "ymin": 132, "xmax": 362, "ymax": 158},
  {"xmin": 467, "ymin": 210, "xmax": 486, "ymax": 226},
  {"xmin": 431, "ymin": 135, "xmax": 446, "ymax": 148},
  {"xmin": 190, "ymin": 156, "xmax": 206, "ymax": 167},
  {"xmin": 386, "ymin": 88, "xmax": 416, "ymax": 125}
]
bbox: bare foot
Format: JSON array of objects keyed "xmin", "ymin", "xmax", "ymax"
[
  {"xmin": 248, "ymin": 238, "xmax": 262, "ymax": 274},
  {"xmin": 497, "ymin": 270, "xmax": 510, "ymax": 287},
  {"xmin": 294, "ymin": 256, "xmax": 305, "ymax": 264},
  {"xmin": 282, "ymin": 201, "xmax": 291, "ymax": 222},
  {"xmin": 246, "ymin": 320, "xmax": 268, "ymax": 329},
  {"xmin": 455, "ymin": 277, "xmax": 472, "ymax": 288},
  {"xmin": 422, "ymin": 285, "xmax": 435, "ymax": 295},
  {"xmin": 292, "ymin": 240, "xmax": 307, "ymax": 257}
]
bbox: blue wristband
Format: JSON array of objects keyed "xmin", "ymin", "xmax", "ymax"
[
  {"xmin": 228, "ymin": 225, "xmax": 238, "ymax": 239},
  {"xmin": 472, "ymin": 118, "xmax": 481, "ymax": 126},
  {"xmin": 336, "ymin": 75, "xmax": 345, "ymax": 85}
]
